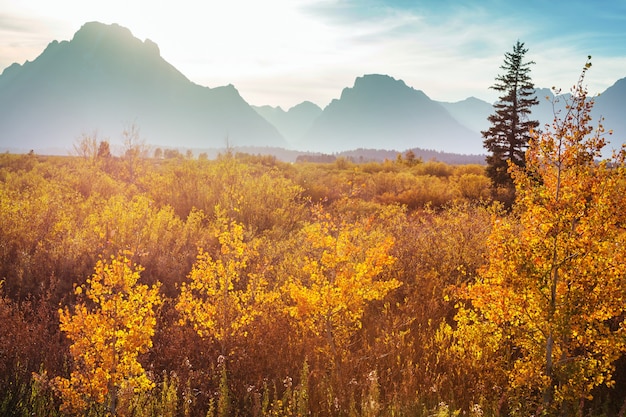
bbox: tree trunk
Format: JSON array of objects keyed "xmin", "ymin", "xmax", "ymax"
[{"xmin": 543, "ymin": 332, "xmax": 554, "ymax": 407}]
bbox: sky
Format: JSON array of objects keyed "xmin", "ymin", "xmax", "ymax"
[{"xmin": 1, "ymin": 0, "xmax": 626, "ymax": 109}]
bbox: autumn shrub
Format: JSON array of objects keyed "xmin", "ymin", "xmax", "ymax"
[
  {"xmin": 143, "ymin": 155, "xmax": 307, "ymax": 237},
  {"xmin": 0, "ymin": 167, "xmax": 86, "ymax": 299},
  {"xmin": 297, "ymin": 165, "xmax": 353, "ymax": 203},
  {"xmin": 412, "ymin": 160, "xmax": 454, "ymax": 177},
  {"xmin": 0, "ymin": 292, "xmax": 64, "ymax": 416},
  {"xmin": 376, "ymin": 175, "xmax": 460, "ymax": 208},
  {"xmin": 358, "ymin": 159, "xmax": 400, "ymax": 174},
  {"xmin": 370, "ymin": 171, "xmax": 414, "ymax": 196},
  {"xmin": 362, "ymin": 202, "xmax": 494, "ymax": 413},
  {"xmin": 276, "ymin": 205, "xmax": 402, "ymax": 414},
  {"xmin": 139, "ymin": 158, "xmax": 211, "ymax": 217},
  {"xmin": 454, "ymin": 173, "xmax": 492, "ymax": 201},
  {"xmin": 118, "ymin": 371, "xmax": 179, "ymax": 417},
  {"xmin": 453, "ymin": 163, "xmax": 486, "ymax": 176}
]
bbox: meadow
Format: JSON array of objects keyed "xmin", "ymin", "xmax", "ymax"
[{"xmin": 1, "ymin": 130, "xmax": 625, "ymax": 416}]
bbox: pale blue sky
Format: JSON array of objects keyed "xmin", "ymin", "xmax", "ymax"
[{"xmin": 1, "ymin": 0, "xmax": 625, "ymax": 108}]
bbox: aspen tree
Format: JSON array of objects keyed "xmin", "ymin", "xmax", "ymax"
[{"xmin": 457, "ymin": 59, "xmax": 626, "ymax": 415}]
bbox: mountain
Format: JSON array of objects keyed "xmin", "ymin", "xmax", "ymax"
[
  {"xmin": 252, "ymin": 101, "xmax": 322, "ymax": 146},
  {"xmin": 1, "ymin": 21, "xmax": 624, "ymax": 158},
  {"xmin": 439, "ymin": 97, "xmax": 493, "ymax": 133},
  {"xmin": 436, "ymin": 85, "xmax": 626, "ymax": 151},
  {"xmin": 531, "ymin": 88, "xmax": 554, "ymax": 128},
  {"xmin": 527, "ymin": 84, "xmax": 626, "ymax": 153},
  {"xmin": 436, "ymin": 88, "xmax": 569, "ymax": 139},
  {"xmin": 594, "ymin": 77, "xmax": 626, "ymax": 150},
  {"xmin": 0, "ymin": 22, "xmax": 286, "ymax": 153},
  {"xmin": 298, "ymin": 74, "xmax": 483, "ymax": 154}
]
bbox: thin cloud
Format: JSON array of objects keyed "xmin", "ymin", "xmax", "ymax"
[
  {"xmin": 0, "ymin": 14, "xmax": 42, "ymax": 33},
  {"xmin": 0, "ymin": 12, "xmax": 65, "ymax": 69}
]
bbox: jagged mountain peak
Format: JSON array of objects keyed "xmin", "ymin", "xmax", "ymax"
[
  {"xmin": 73, "ymin": 21, "xmax": 134, "ymax": 44},
  {"xmin": 353, "ymin": 73, "xmax": 406, "ymax": 88},
  {"xmin": 69, "ymin": 21, "xmax": 160, "ymax": 59},
  {"xmin": 66, "ymin": 22, "xmax": 185, "ymax": 86},
  {"xmin": 2, "ymin": 21, "xmax": 624, "ymax": 156},
  {"xmin": 337, "ymin": 74, "xmax": 429, "ymax": 104},
  {"xmin": 597, "ymin": 77, "xmax": 626, "ymax": 101},
  {"xmin": 252, "ymin": 100, "xmax": 323, "ymax": 146},
  {"xmin": 1, "ymin": 21, "xmax": 188, "ymax": 91}
]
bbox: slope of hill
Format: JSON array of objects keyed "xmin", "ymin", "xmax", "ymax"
[
  {"xmin": 298, "ymin": 74, "xmax": 483, "ymax": 154},
  {"xmin": 0, "ymin": 22, "xmax": 286, "ymax": 152}
]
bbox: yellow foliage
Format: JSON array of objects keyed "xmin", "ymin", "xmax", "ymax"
[
  {"xmin": 176, "ymin": 207, "xmax": 277, "ymax": 351},
  {"xmin": 283, "ymin": 207, "xmax": 401, "ymax": 365},
  {"xmin": 54, "ymin": 254, "xmax": 162, "ymax": 415}
]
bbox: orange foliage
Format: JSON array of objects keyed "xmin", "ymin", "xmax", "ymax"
[{"xmin": 455, "ymin": 61, "xmax": 626, "ymax": 415}]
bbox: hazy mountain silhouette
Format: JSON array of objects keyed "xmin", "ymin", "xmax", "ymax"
[
  {"xmin": 1, "ymin": 21, "xmax": 624, "ymax": 158},
  {"xmin": 439, "ymin": 97, "xmax": 493, "ymax": 134},
  {"xmin": 0, "ymin": 22, "xmax": 286, "ymax": 152},
  {"xmin": 526, "ymin": 84, "xmax": 625, "ymax": 153},
  {"xmin": 298, "ymin": 74, "xmax": 483, "ymax": 154},
  {"xmin": 436, "ymin": 88, "xmax": 567, "ymax": 141},
  {"xmin": 438, "ymin": 84, "xmax": 626, "ymax": 155},
  {"xmin": 252, "ymin": 101, "xmax": 322, "ymax": 146},
  {"xmin": 593, "ymin": 78, "xmax": 626, "ymax": 150}
]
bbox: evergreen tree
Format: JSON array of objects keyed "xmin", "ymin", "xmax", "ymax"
[{"xmin": 482, "ymin": 41, "xmax": 539, "ymax": 193}]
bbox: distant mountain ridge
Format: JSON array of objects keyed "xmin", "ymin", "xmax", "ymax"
[
  {"xmin": 0, "ymin": 22, "xmax": 286, "ymax": 152},
  {"xmin": 297, "ymin": 74, "xmax": 483, "ymax": 154},
  {"xmin": 439, "ymin": 97, "xmax": 493, "ymax": 134},
  {"xmin": 593, "ymin": 77, "xmax": 626, "ymax": 147},
  {"xmin": 257, "ymin": 75, "xmax": 626, "ymax": 156},
  {"xmin": 0, "ymin": 21, "xmax": 624, "ymax": 157},
  {"xmin": 252, "ymin": 101, "xmax": 322, "ymax": 147},
  {"xmin": 434, "ymin": 85, "xmax": 626, "ymax": 154}
]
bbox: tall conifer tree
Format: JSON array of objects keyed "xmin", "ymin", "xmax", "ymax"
[{"xmin": 483, "ymin": 41, "xmax": 539, "ymax": 194}]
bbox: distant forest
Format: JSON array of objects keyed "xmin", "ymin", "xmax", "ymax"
[{"xmin": 157, "ymin": 146, "xmax": 487, "ymax": 165}]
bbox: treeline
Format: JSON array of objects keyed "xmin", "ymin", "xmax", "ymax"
[
  {"xmin": 295, "ymin": 148, "xmax": 486, "ymax": 165},
  {"xmin": 2, "ymin": 83, "xmax": 626, "ymax": 417}
]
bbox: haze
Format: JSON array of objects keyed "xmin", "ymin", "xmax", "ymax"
[{"xmin": 1, "ymin": 0, "xmax": 625, "ymax": 109}]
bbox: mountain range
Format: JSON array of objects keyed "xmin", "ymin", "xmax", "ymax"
[
  {"xmin": 1, "ymin": 21, "xmax": 625, "ymax": 158},
  {"xmin": 0, "ymin": 22, "xmax": 285, "ymax": 153}
]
